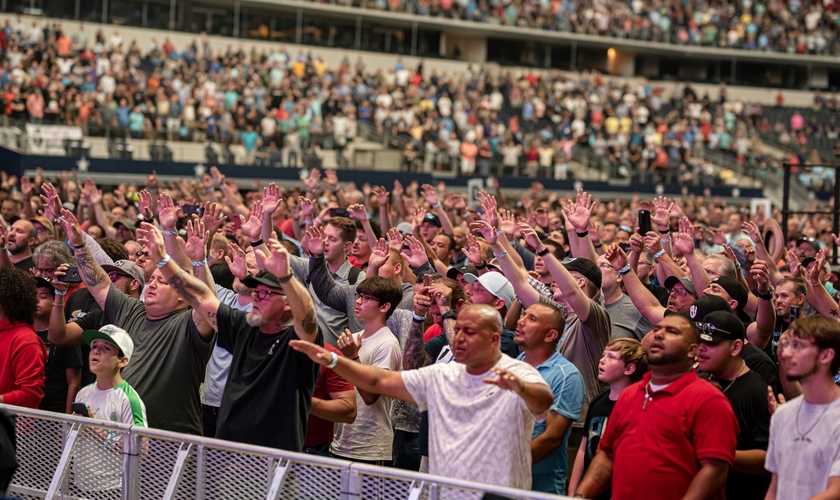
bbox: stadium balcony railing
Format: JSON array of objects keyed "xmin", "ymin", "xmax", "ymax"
[{"xmin": 1, "ymin": 404, "xmax": 569, "ymax": 500}]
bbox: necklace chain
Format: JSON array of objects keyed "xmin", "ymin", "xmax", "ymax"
[
  {"xmin": 794, "ymin": 387, "xmax": 840, "ymax": 443},
  {"xmin": 720, "ymin": 361, "xmax": 747, "ymax": 395}
]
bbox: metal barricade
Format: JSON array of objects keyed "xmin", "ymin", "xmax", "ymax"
[{"xmin": 2, "ymin": 405, "xmax": 568, "ymax": 500}]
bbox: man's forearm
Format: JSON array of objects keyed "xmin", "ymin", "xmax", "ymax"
[
  {"xmin": 490, "ymin": 240, "xmax": 541, "ymax": 307},
  {"xmin": 310, "ymin": 396, "xmax": 356, "ymax": 424},
  {"xmin": 576, "ymin": 451, "xmax": 614, "ymax": 498},
  {"xmin": 435, "ymin": 205, "xmax": 455, "ymax": 236},
  {"xmin": 680, "ymin": 461, "xmax": 729, "ymax": 500},
  {"xmin": 750, "ymin": 295, "xmax": 776, "ymax": 349},
  {"xmin": 160, "ymin": 261, "xmax": 218, "ymax": 328},
  {"xmin": 622, "ymin": 269, "xmax": 667, "ymax": 324},
  {"xmin": 404, "ymin": 319, "xmax": 432, "ymax": 369},
  {"xmin": 685, "ymin": 254, "xmax": 710, "ymax": 296},
  {"xmin": 281, "ymin": 271, "xmax": 318, "ymax": 340},
  {"xmin": 733, "ymin": 450, "xmax": 768, "ymax": 475},
  {"xmin": 92, "ymin": 203, "xmax": 117, "ymax": 239},
  {"xmin": 74, "ymin": 244, "xmax": 110, "ymax": 306},
  {"xmin": 82, "ymin": 231, "xmax": 116, "ymax": 266}
]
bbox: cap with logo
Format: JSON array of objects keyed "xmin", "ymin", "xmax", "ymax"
[
  {"xmin": 664, "ymin": 275, "xmax": 698, "ymax": 298},
  {"xmin": 82, "ymin": 324, "xmax": 135, "ymax": 361},
  {"xmin": 29, "ymin": 217, "xmax": 55, "ymax": 236},
  {"xmin": 102, "ymin": 260, "xmax": 146, "ymax": 290},
  {"xmin": 242, "ymin": 270, "xmax": 285, "ymax": 289},
  {"xmin": 561, "ymin": 257, "xmax": 602, "ymax": 289},
  {"xmin": 685, "ymin": 294, "xmax": 732, "ymax": 321},
  {"xmin": 446, "ymin": 265, "xmax": 478, "ymax": 281},
  {"xmin": 800, "ymin": 257, "xmax": 830, "ymax": 274},
  {"xmin": 795, "ymin": 236, "xmax": 820, "ymax": 252},
  {"xmin": 697, "ymin": 311, "xmax": 746, "ymax": 343},
  {"xmin": 711, "ymin": 277, "xmax": 748, "ymax": 311},
  {"xmin": 34, "ymin": 276, "xmax": 54, "ymax": 292},
  {"xmin": 422, "ymin": 213, "xmax": 442, "ymax": 228},
  {"xmin": 463, "ymin": 272, "xmax": 516, "ymax": 309}
]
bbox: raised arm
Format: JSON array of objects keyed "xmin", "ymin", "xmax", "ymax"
[
  {"xmin": 605, "ymin": 243, "xmax": 668, "ymax": 324},
  {"xmin": 372, "ymin": 186, "xmax": 392, "ymax": 233},
  {"xmin": 290, "ymin": 339, "xmax": 414, "ymax": 402},
  {"xmin": 84, "ymin": 180, "xmax": 117, "ymax": 240},
  {"xmin": 260, "ymin": 239, "xmax": 319, "ymax": 342},
  {"xmin": 156, "ymin": 193, "xmax": 192, "ymax": 271},
  {"xmin": 347, "ymin": 203, "xmax": 379, "ymax": 258},
  {"xmin": 305, "ymin": 226, "xmax": 355, "ymax": 312},
  {"xmin": 746, "ymin": 260, "xmax": 777, "ymax": 349},
  {"xmin": 421, "ymin": 184, "xmax": 455, "ymax": 236},
  {"xmin": 674, "ymin": 219, "xmax": 709, "ymax": 293},
  {"xmin": 56, "ymin": 209, "xmax": 110, "ymax": 309},
  {"xmin": 473, "ymin": 219, "xmax": 541, "ymax": 308},
  {"xmin": 804, "ymin": 249, "xmax": 840, "ymax": 320},
  {"xmin": 0, "ymin": 226, "xmax": 11, "ymax": 268},
  {"xmin": 47, "ymin": 264, "xmax": 86, "ymax": 346},
  {"xmin": 650, "ymin": 196, "xmax": 675, "ymax": 257},
  {"xmin": 403, "ymin": 277, "xmax": 435, "ymax": 370},
  {"xmin": 260, "ymin": 182, "xmax": 283, "ymax": 244},
  {"xmin": 745, "ymin": 221, "xmax": 785, "ymax": 286},
  {"xmin": 563, "ymin": 189, "xmax": 599, "ymax": 263},
  {"xmin": 19, "ymin": 176, "xmax": 37, "ymax": 220}
]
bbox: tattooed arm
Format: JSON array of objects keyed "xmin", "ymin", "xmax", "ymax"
[
  {"xmin": 57, "ymin": 209, "xmax": 111, "ymax": 309},
  {"xmin": 574, "ymin": 450, "xmax": 614, "ymax": 499},
  {"xmin": 403, "ymin": 318, "xmax": 433, "ymax": 370}
]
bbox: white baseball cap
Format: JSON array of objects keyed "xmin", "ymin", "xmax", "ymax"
[
  {"xmin": 463, "ymin": 272, "xmax": 516, "ymax": 309},
  {"xmin": 82, "ymin": 324, "xmax": 134, "ymax": 361}
]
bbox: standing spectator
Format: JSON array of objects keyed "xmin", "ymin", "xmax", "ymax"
[
  {"xmin": 0, "ymin": 268, "xmax": 46, "ymax": 409},
  {"xmin": 5, "ymin": 219, "xmax": 37, "ymax": 271},
  {"xmin": 516, "ymin": 302, "xmax": 585, "ymax": 495},
  {"xmin": 697, "ymin": 312, "xmax": 771, "ymax": 500},
  {"xmin": 568, "ymin": 339, "xmax": 648, "ymax": 499},
  {"xmin": 330, "ymin": 277, "xmax": 403, "ymax": 465},
  {"xmin": 291, "ymin": 304, "xmax": 554, "ymax": 490},
  {"xmin": 575, "ymin": 314, "xmax": 738, "ymax": 499},
  {"xmin": 303, "ymin": 342, "xmax": 357, "ymax": 456},
  {"xmin": 459, "ymin": 139, "xmax": 477, "ymax": 175},
  {"xmin": 25, "ymin": 89, "xmax": 43, "ymax": 123},
  {"xmin": 765, "ymin": 315, "xmax": 840, "ymax": 500}
]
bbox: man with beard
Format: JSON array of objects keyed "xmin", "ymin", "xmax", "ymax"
[
  {"xmin": 3, "ymin": 219, "xmax": 36, "ymax": 271},
  {"xmin": 147, "ymin": 226, "xmax": 322, "ymax": 451},
  {"xmin": 765, "ymin": 315, "xmax": 840, "ymax": 499},
  {"xmin": 575, "ymin": 314, "xmax": 738, "ymax": 500},
  {"xmin": 604, "ymin": 243, "xmax": 697, "ymax": 324}
]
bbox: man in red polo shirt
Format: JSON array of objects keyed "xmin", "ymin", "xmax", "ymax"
[{"xmin": 574, "ymin": 314, "xmax": 738, "ymax": 500}]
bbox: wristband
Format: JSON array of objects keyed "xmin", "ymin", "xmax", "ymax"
[
  {"xmin": 660, "ymin": 237, "xmax": 670, "ymax": 243},
  {"xmin": 536, "ymin": 247, "xmax": 550, "ymax": 257},
  {"xmin": 304, "ymin": 220, "xmax": 313, "ymax": 226},
  {"xmin": 496, "ymin": 229, "xmax": 505, "ymax": 237},
  {"xmin": 326, "ymin": 351, "xmax": 339, "ymax": 369},
  {"xmin": 277, "ymin": 273, "xmax": 294, "ymax": 284},
  {"xmin": 250, "ymin": 239, "xmax": 264, "ymax": 247},
  {"xmin": 617, "ymin": 264, "xmax": 632, "ymax": 276},
  {"xmin": 653, "ymin": 249, "xmax": 666, "ymax": 260},
  {"xmin": 413, "ymin": 314, "xmax": 427, "ymax": 323},
  {"xmin": 476, "ymin": 260, "xmax": 488, "ymax": 270},
  {"xmin": 755, "ymin": 288, "xmax": 774, "ymax": 301},
  {"xmin": 191, "ymin": 259, "xmax": 208, "ymax": 267},
  {"xmin": 494, "ymin": 250, "xmax": 508, "ymax": 260},
  {"xmin": 462, "ymin": 211, "xmax": 471, "ymax": 218},
  {"xmin": 69, "ymin": 240, "xmax": 85, "ymax": 251},
  {"xmin": 54, "ymin": 289, "xmax": 67, "ymax": 296},
  {"xmin": 432, "ymin": 203, "xmax": 440, "ymax": 209},
  {"xmin": 576, "ymin": 230, "xmax": 589, "ymax": 237},
  {"xmin": 156, "ymin": 254, "xmax": 171, "ymax": 268},
  {"xmin": 163, "ymin": 230, "xmax": 178, "ymax": 236},
  {"xmin": 52, "ymin": 302, "xmax": 64, "ymax": 307},
  {"xmin": 659, "ymin": 229, "xmax": 670, "ymax": 234}
]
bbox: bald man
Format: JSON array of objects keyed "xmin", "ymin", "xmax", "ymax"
[
  {"xmin": 291, "ymin": 304, "xmax": 554, "ymax": 490},
  {"xmin": 6, "ymin": 219, "xmax": 36, "ymax": 271}
]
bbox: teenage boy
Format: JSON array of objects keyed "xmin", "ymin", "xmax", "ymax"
[
  {"xmin": 568, "ymin": 338, "xmax": 648, "ymax": 499},
  {"xmin": 330, "ymin": 276, "xmax": 403, "ymax": 465}
]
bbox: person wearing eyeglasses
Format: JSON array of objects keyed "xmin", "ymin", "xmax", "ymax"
[
  {"xmin": 696, "ymin": 311, "xmax": 771, "ymax": 500},
  {"xmin": 574, "ymin": 314, "xmax": 738, "ymax": 500},
  {"xmin": 329, "ymin": 276, "xmax": 403, "ymax": 465},
  {"xmin": 765, "ymin": 315, "xmax": 840, "ymax": 500}
]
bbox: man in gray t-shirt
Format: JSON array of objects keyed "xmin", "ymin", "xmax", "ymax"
[{"xmin": 598, "ymin": 255, "xmax": 653, "ymax": 341}]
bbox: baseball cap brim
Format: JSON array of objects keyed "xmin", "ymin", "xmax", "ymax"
[
  {"xmin": 242, "ymin": 273, "xmax": 283, "ymax": 289},
  {"xmin": 35, "ymin": 277, "xmax": 54, "ymax": 292},
  {"xmin": 699, "ymin": 332, "xmax": 732, "ymax": 343},
  {"xmin": 82, "ymin": 330, "xmax": 124, "ymax": 355},
  {"xmin": 101, "ymin": 265, "xmax": 133, "ymax": 278},
  {"xmin": 446, "ymin": 266, "xmax": 478, "ymax": 280}
]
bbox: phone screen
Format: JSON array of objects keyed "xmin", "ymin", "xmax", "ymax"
[{"xmin": 71, "ymin": 402, "xmax": 89, "ymax": 417}]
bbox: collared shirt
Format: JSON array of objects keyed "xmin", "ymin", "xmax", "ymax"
[
  {"xmin": 517, "ymin": 351, "xmax": 584, "ymax": 495},
  {"xmin": 599, "ymin": 370, "xmax": 739, "ymax": 500}
]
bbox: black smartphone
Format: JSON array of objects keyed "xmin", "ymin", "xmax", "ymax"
[
  {"xmin": 789, "ymin": 305, "xmax": 800, "ymax": 323},
  {"xmin": 638, "ymin": 209, "xmax": 652, "ymax": 236},
  {"xmin": 330, "ymin": 207, "xmax": 349, "ymax": 218},
  {"xmin": 183, "ymin": 204, "xmax": 203, "ymax": 217},
  {"xmin": 71, "ymin": 402, "xmax": 89, "ymax": 417},
  {"xmin": 58, "ymin": 266, "xmax": 83, "ymax": 283}
]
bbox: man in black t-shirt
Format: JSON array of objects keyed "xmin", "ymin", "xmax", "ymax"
[
  {"xmin": 149, "ymin": 226, "xmax": 322, "ymax": 451},
  {"xmin": 696, "ymin": 311, "xmax": 771, "ymax": 500}
]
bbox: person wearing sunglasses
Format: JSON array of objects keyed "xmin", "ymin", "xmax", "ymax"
[{"xmin": 696, "ymin": 311, "xmax": 772, "ymax": 500}]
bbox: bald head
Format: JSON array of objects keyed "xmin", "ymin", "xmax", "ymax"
[{"xmin": 459, "ymin": 303, "xmax": 503, "ymax": 337}]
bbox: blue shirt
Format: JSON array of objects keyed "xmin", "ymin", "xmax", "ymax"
[{"xmin": 516, "ymin": 351, "xmax": 584, "ymax": 495}]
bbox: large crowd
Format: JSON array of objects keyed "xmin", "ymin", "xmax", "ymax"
[
  {"xmin": 1, "ymin": 19, "xmax": 831, "ymax": 185},
  {"xmin": 317, "ymin": 0, "xmax": 840, "ymax": 55},
  {"xmin": 0, "ymin": 164, "xmax": 839, "ymax": 499}
]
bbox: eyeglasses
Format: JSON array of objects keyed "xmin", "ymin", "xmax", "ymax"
[
  {"xmin": 250, "ymin": 288, "xmax": 286, "ymax": 301},
  {"xmin": 135, "ymin": 251, "xmax": 149, "ymax": 259},
  {"xmin": 669, "ymin": 287, "xmax": 691, "ymax": 297},
  {"xmin": 695, "ymin": 322, "xmax": 733, "ymax": 337},
  {"xmin": 108, "ymin": 271, "xmax": 133, "ymax": 282},
  {"xmin": 355, "ymin": 293, "xmax": 380, "ymax": 304}
]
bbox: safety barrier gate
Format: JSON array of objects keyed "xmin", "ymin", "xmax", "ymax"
[{"xmin": 1, "ymin": 405, "xmax": 570, "ymax": 500}]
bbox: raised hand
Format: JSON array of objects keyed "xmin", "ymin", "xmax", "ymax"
[
  {"xmin": 56, "ymin": 209, "xmax": 85, "ymax": 247},
  {"xmin": 386, "ymin": 227, "xmax": 404, "ymax": 250},
  {"xmin": 413, "ymin": 275, "xmax": 433, "ymax": 316},
  {"xmin": 373, "ymin": 186, "xmax": 389, "ymax": 206},
  {"xmin": 708, "ymin": 227, "xmax": 726, "ymax": 246},
  {"xmin": 224, "ymin": 242, "xmax": 247, "ymax": 279},
  {"xmin": 628, "ymin": 232, "xmax": 644, "ymax": 254},
  {"xmin": 347, "ymin": 204, "xmax": 367, "ymax": 221},
  {"xmin": 302, "ymin": 168, "xmax": 321, "ymax": 192},
  {"xmin": 158, "ymin": 193, "xmax": 180, "ymax": 230},
  {"xmin": 742, "ymin": 220, "xmax": 763, "ymax": 245},
  {"xmin": 444, "ymin": 194, "xmax": 466, "ymax": 211},
  {"xmin": 411, "ymin": 207, "xmax": 427, "ymax": 236},
  {"xmin": 402, "ymin": 235, "xmax": 429, "ymax": 268},
  {"xmin": 604, "ymin": 243, "xmax": 628, "ymax": 270},
  {"xmin": 262, "ymin": 183, "xmax": 283, "ymax": 214},
  {"xmin": 650, "ymin": 196, "xmax": 674, "ymax": 229},
  {"xmin": 40, "ymin": 182, "xmax": 62, "ymax": 221},
  {"xmin": 482, "ymin": 368, "xmax": 526, "ymax": 394},
  {"xmin": 202, "ymin": 202, "xmax": 227, "ymax": 235},
  {"xmin": 241, "ymin": 201, "xmax": 264, "ymax": 241},
  {"xmin": 392, "ymin": 180, "xmax": 404, "ymax": 199},
  {"xmin": 306, "ymin": 225, "xmax": 326, "ymax": 256},
  {"xmin": 258, "ymin": 239, "xmax": 292, "ymax": 279},
  {"xmin": 20, "ymin": 176, "xmax": 32, "ymax": 197},
  {"xmin": 750, "ymin": 260, "xmax": 771, "ymax": 291},
  {"xmin": 182, "ymin": 219, "xmax": 209, "ymax": 263},
  {"xmin": 337, "ymin": 329, "xmax": 362, "ymax": 360},
  {"xmin": 517, "ymin": 222, "xmax": 543, "ymax": 251},
  {"xmin": 565, "ymin": 189, "xmax": 596, "ymax": 231},
  {"xmin": 324, "ymin": 169, "xmax": 340, "ymax": 190},
  {"xmin": 744, "ymin": 246, "xmax": 756, "ymax": 265},
  {"xmin": 300, "ymin": 197, "xmax": 315, "ymax": 217},
  {"xmin": 787, "ymin": 251, "xmax": 801, "ymax": 278},
  {"xmin": 643, "ymin": 231, "xmax": 663, "ymax": 255},
  {"xmin": 147, "ymin": 169, "xmax": 160, "ymax": 189},
  {"xmin": 520, "ymin": 194, "xmax": 534, "ymax": 212},
  {"xmin": 498, "ymin": 209, "xmax": 516, "ymax": 239},
  {"xmin": 421, "ymin": 183, "xmax": 439, "ymax": 207},
  {"xmin": 672, "ymin": 218, "xmax": 695, "ymax": 256},
  {"xmin": 469, "ymin": 219, "xmax": 497, "ymax": 245},
  {"xmin": 720, "ymin": 245, "xmax": 739, "ymax": 268},
  {"xmin": 809, "ymin": 248, "xmax": 826, "ymax": 285},
  {"xmin": 138, "ymin": 222, "xmax": 167, "ymax": 264},
  {"xmin": 461, "ymin": 231, "xmax": 483, "ymax": 266},
  {"xmin": 83, "ymin": 178, "xmax": 102, "ymax": 205},
  {"xmin": 368, "ymin": 238, "xmax": 390, "ymax": 272}
]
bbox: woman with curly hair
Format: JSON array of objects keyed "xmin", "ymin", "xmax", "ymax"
[{"xmin": 0, "ymin": 267, "xmax": 47, "ymax": 408}]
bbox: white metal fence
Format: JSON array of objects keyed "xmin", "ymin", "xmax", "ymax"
[{"xmin": 1, "ymin": 405, "xmax": 570, "ymax": 500}]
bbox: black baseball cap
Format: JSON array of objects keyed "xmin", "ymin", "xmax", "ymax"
[
  {"xmin": 664, "ymin": 275, "xmax": 698, "ymax": 298},
  {"xmin": 796, "ymin": 236, "xmax": 820, "ymax": 252},
  {"xmin": 697, "ymin": 311, "xmax": 746, "ymax": 343},
  {"xmin": 712, "ymin": 277, "xmax": 748, "ymax": 311},
  {"xmin": 34, "ymin": 277, "xmax": 54, "ymax": 292},
  {"xmin": 423, "ymin": 213, "xmax": 442, "ymax": 228},
  {"xmin": 242, "ymin": 270, "xmax": 285, "ymax": 289},
  {"xmin": 686, "ymin": 294, "xmax": 732, "ymax": 320},
  {"xmin": 446, "ymin": 265, "xmax": 478, "ymax": 280},
  {"xmin": 562, "ymin": 258, "xmax": 602, "ymax": 289}
]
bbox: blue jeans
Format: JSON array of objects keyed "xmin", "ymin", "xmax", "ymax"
[{"xmin": 391, "ymin": 430, "xmax": 420, "ymax": 471}]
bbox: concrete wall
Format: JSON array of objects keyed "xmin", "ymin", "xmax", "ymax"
[{"xmin": 440, "ymin": 32, "xmax": 487, "ymax": 63}]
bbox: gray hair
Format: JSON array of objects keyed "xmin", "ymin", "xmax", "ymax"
[
  {"xmin": 32, "ymin": 240, "xmax": 74, "ymax": 266},
  {"xmin": 703, "ymin": 253, "xmax": 738, "ymax": 279}
]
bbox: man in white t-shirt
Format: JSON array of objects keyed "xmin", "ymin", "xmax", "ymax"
[
  {"xmin": 73, "ymin": 324, "xmax": 147, "ymax": 492},
  {"xmin": 330, "ymin": 277, "xmax": 403, "ymax": 465},
  {"xmin": 291, "ymin": 304, "xmax": 553, "ymax": 489}
]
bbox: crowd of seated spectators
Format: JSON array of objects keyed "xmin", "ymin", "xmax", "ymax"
[
  {"xmin": 0, "ymin": 18, "xmax": 826, "ymax": 187},
  {"xmin": 313, "ymin": 0, "xmax": 840, "ymax": 55}
]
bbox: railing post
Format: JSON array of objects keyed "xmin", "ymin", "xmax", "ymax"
[
  {"xmin": 195, "ymin": 444, "xmax": 205, "ymax": 500},
  {"xmin": 123, "ymin": 430, "xmax": 141, "ymax": 500}
]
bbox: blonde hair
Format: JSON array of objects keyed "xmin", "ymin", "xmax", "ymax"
[{"xmin": 605, "ymin": 338, "xmax": 649, "ymax": 382}]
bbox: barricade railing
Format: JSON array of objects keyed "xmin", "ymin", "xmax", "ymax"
[{"xmin": 1, "ymin": 405, "xmax": 569, "ymax": 500}]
